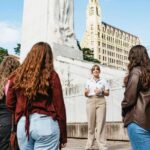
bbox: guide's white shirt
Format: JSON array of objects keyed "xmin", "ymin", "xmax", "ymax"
[{"xmin": 85, "ymin": 77, "xmax": 109, "ymax": 96}]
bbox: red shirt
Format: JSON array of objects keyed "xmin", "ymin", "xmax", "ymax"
[{"xmin": 6, "ymin": 71, "xmax": 67, "ymax": 145}]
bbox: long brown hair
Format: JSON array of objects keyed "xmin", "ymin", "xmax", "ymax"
[
  {"xmin": 13, "ymin": 42, "xmax": 54, "ymax": 100},
  {"xmin": 0, "ymin": 56, "xmax": 20, "ymax": 100},
  {"xmin": 125, "ymin": 45, "xmax": 150, "ymax": 90}
]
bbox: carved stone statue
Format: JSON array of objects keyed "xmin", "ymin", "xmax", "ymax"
[
  {"xmin": 52, "ymin": 0, "xmax": 77, "ymax": 48},
  {"xmin": 21, "ymin": 0, "xmax": 83, "ymax": 62}
]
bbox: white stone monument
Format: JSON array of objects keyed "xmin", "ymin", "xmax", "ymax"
[{"xmin": 21, "ymin": 0, "xmax": 83, "ymax": 62}]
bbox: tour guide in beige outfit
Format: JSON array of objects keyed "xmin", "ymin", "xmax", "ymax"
[{"xmin": 84, "ymin": 64, "xmax": 109, "ymax": 150}]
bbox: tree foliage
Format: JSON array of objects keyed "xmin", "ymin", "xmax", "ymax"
[
  {"xmin": 75, "ymin": 40, "xmax": 100, "ymax": 63},
  {"xmin": 14, "ymin": 43, "xmax": 21, "ymax": 55},
  {"xmin": 0, "ymin": 47, "xmax": 8, "ymax": 63},
  {"xmin": 82, "ymin": 48, "xmax": 100, "ymax": 63}
]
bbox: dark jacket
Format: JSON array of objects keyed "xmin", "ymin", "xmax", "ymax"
[
  {"xmin": 0, "ymin": 95, "xmax": 12, "ymax": 150},
  {"xmin": 122, "ymin": 67, "xmax": 150, "ymax": 130},
  {"xmin": 6, "ymin": 71, "xmax": 67, "ymax": 145},
  {"xmin": 0, "ymin": 96, "xmax": 12, "ymax": 126}
]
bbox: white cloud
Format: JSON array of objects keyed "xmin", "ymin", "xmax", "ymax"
[
  {"xmin": 0, "ymin": 21, "xmax": 21, "ymax": 44},
  {"xmin": 0, "ymin": 21, "xmax": 21, "ymax": 54}
]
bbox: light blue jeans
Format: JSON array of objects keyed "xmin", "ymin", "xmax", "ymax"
[
  {"xmin": 127, "ymin": 123, "xmax": 150, "ymax": 150},
  {"xmin": 17, "ymin": 113, "xmax": 60, "ymax": 150}
]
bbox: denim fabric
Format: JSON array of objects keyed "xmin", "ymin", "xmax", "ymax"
[
  {"xmin": 17, "ymin": 113, "xmax": 60, "ymax": 150},
  {"xmin": 127, "ymin": 123, "xmax": 150, "ymax": 150}
]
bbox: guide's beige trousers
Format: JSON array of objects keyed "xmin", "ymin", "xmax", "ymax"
[{"xmin": 86, "ymin": 96, "xmax": 107, "ymax": 150}]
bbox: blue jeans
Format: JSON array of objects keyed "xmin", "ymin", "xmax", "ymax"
[
  {"xmin": 127, "ymin": 123, "xmax": 150, "ymax": 150},
  {"xmin": 17, "ymin": 113, "xmax": 60, "ymax": 150}
]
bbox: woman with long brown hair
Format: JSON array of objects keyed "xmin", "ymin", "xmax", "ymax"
[
  {"xmin": 6, "ymin": 42, "xmax": 67, "ymax": 150},
  {"xmin": 0, "ymin": 56, "xmax": 20, "ymax": 150},
  {"xmin": 121, "ymin": 45, "xmax": 150, "ymax": 150}
]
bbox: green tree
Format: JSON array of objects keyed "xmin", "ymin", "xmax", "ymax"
[
  {"xmin": 82, "ymin": 48, "xmax": 93, "ymax": 58},
  {"xmin": 77, "ymin": 40, "xmax": 100, "ymax": 63},
  {"xmin": 0, "ymin": 47, "xmax": 8, "ymax": 63},
  {"xmin": 14, "ymin": 43, "xmax": 21, "ymax": 55},
  {"xmin": 82, "ymin": 48, "xmax": 100, "ymax": 63}
]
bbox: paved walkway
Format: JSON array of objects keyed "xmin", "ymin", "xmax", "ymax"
[{"xmin": 63, "ymin": 138, "xmax": 131, "ymax": 150}]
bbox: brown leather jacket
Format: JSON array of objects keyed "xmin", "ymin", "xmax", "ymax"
[{"xmin": 121, "ymin": 67, "xmax": 150, "ymax": 130}]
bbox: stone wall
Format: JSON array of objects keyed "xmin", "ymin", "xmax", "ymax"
[
  {"xmin": 54, "ymin": 56, "xmax": 128, "ymax": 141},
  {"xmin": 67, "ymin": 122, "xmax": 129, "ymax": 141},
  {"xmin": 55, "ymin": 56, "xmax": 125, "ymax": 123}
]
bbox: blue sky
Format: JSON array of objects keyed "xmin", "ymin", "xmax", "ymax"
[{"xmin": 0, "ymin": 0, "xmax": 150, "ymax": 54}]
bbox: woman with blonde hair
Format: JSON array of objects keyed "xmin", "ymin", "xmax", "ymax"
[
  {"xmin": 6, "ymin": 42, "xmax": 67, "ymax": 150},
  {"xmin": 0, "ymin": 56, "xmax": 20, "ymax": 150}
]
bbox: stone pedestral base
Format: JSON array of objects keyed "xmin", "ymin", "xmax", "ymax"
[
  {"xmin": 52, "ymin": 43, "xmax": 83, "ymax": 60},
  {"xmin": 67, "ymin": 122, "xmax": 129, "ymax": 141}
]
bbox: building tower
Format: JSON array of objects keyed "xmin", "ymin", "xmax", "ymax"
[{"xmin": 81, "ymin": 0, "xmax": 102, "ymax": 59}]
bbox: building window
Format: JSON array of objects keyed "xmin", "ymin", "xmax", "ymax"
[
  {"xmin": 90, "ymin": 7, "xmax": 94, "ymax": 15},
  {"xmin": 103, "ymin": 27, "xmax": 105, "ymax": 32},
  {"xmin": 96, "ymin": 7, "xmax": 99, "ymax": 16},
  {"xmin": 102, "ymin": 43, "xmax": 106, "ymax": 47}
]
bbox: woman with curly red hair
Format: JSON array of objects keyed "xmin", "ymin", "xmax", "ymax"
[{"xmin": 6, "ymin": 42, "xmax": 67, "ymax": 150}]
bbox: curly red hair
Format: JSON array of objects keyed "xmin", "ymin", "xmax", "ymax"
[{"xmin": 13, "ymin": 42, "xmax": 54, "ymax": 100}]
